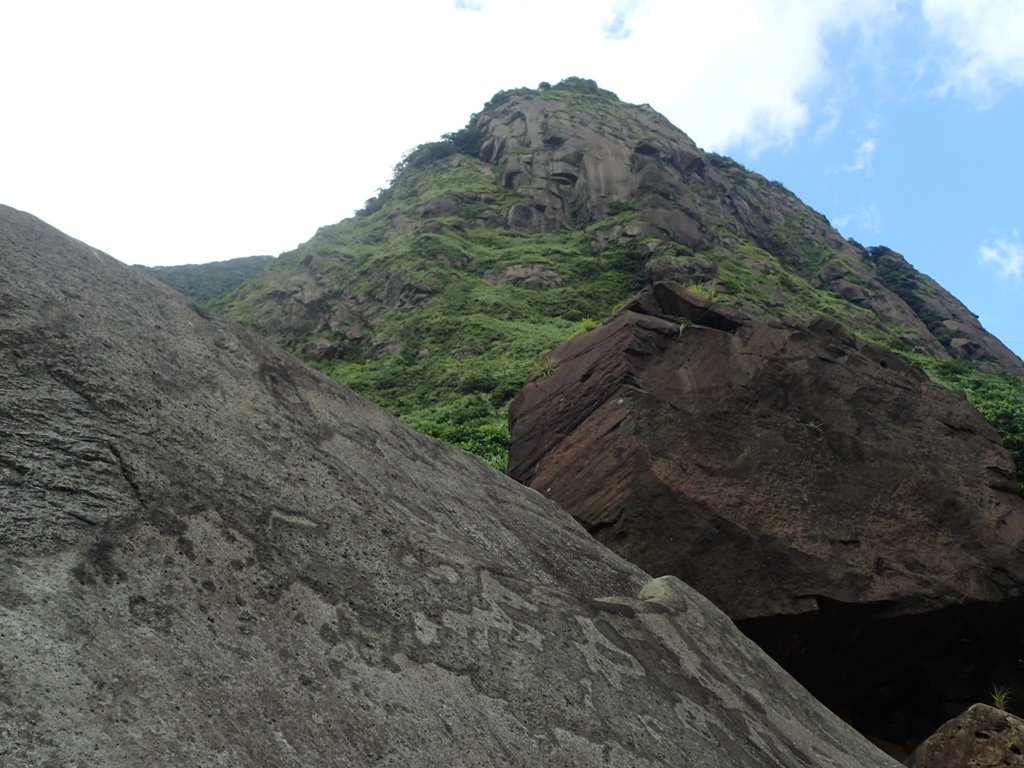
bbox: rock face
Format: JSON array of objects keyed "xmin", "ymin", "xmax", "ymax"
[
  {"xmin": 907, "ymin": 704, "xmax": 1024, "ymax": 767},
  {"xmin": 474, "ymin": 83, "xmax": 708, "ymax": 247},
  {"xmin": 508, "ymin": 281, "xmax": 1024, "ymax": 746},
  {"xmin": 0, "ymin": 205, "xmax": 900, "ymax": 766}
]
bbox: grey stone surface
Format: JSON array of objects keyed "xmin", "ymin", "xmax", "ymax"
[{"xmin": 0, "ymin": 204, "xmax": 897, "ymax": 766}]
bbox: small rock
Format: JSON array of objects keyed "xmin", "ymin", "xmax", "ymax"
[
  {"xmin": 638, "ymin": 575, "xmax": 691, "ymax": 606},
  {"xmin": 907, "ymin": 703, "xmax": 1024, "ymax": 767}
]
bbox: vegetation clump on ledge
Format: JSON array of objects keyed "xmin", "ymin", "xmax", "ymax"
[{"xmin": 913, "ymin": 356, "xmax": 1024, "ymax": 488}]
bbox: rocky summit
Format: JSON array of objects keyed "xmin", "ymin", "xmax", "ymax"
[
  {"xmin": 507, "ymin": 280, "xmax": 1024, "ymax": 748},
  {"xmin": 0, "ymin": 204, "xmax": 901, "ymax": 766}
]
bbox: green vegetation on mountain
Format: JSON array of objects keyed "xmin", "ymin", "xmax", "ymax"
[
  {"xmin": 137, "ymin": 255, "xmax": 275, "ymax": 303},
  {"xmin": 213, "ymin": 175, "xmax": 649, "ymax": 469},
  {"xmin": 210, "ymin": 78, "xmax": 1024, "ymax": 475},
  {"xmin": 915, "ymin": 357, "xmax": 1024, "ymax": 486}
]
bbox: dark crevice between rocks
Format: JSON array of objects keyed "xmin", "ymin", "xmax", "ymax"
[
  {"xmin": 66, "ymin": 511, "xmax": 97, "ymax": 526},
  {"xmin": 623, "ymin": 281, "xmax": 745, "ymax": 333},
  {"xmin": 107, "ymin": 441, "xmax": 144, "ymax": 506},
  {"xmin": 584, "ymin": 508, "xmax": 625, "ymax": 537},
  {"xmin": 737, "ymin": 595, "xmax": 1024, "ymax": 753}
]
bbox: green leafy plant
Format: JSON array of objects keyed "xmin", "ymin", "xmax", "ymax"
[
  {"xmin": 683, "ymin": 280, "xmax": 718, "ymax": 303},
  {"xmin": 137, "ymin": 256, "xmax": 275, "ymax": 303},
  {"xmin": 210, "ymin": 80, "xmax": 1024, "ymax": 476},
  {"xmin": 533, "ymin": 354, "xmax": 557, "ymax": 378},
  {"xmin": 569, "ymin": 317, "xmax": 600, "ymax": 339},
  {"xmin": 910, "ymin": 356, "xmax": 1024, "ymax": 491},
  {"xmin": 991, "ymin": 685, "xmax": 1012, "ymax": 711}
]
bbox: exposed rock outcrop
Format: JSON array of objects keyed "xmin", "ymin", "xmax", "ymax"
[
  {"xmin": 907, "ymin": 704, "xmax": 1024, "ymax": 767},
  {"xmin": 508, "ymin": 280, "xmax": 1024, "ymax": 746},
  {"xmin": 475, "ymin": 86, "xmax": 707, "ymax": 248},
  {"xmin": 0, "ymin": 205, "xmax": 900, "ymax": 766},
  {"xmin": 485, "ymin": 263, "xmax": 567, "ymax": 288},
  {"xmin": 858, "ymin": 246, "xmax": 1021, "ymax": 372},
  {"xmin": 462, "ymin": 83, "xmax": 1023, "ymax": 373}
]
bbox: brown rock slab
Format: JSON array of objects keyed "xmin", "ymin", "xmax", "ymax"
[
  {"xmin": 508, "ymin": 281, "xmax": 1024, "ymax": 746},
  {"xmin": 907, "ymin": 704, "xmax": 1024, "ymax": 767}
]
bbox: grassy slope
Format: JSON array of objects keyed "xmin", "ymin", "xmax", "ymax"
[{"xmin": 214, "ymin": 157, "xmax": 651, "ymax": 469}]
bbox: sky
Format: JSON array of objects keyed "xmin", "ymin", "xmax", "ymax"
[{"xmin": 2, "ymin": 0, "xmax": 1022, "ymax": 359}]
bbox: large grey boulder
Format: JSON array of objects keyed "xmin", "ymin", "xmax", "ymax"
[{"xmin": 0, "ymin": 204, "xmax": 897, "ymax": 766}]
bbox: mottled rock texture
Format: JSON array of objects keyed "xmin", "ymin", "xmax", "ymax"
[
  {"xmin": 907, "ymin": 704, "xmax": 1024, "ymax": 767},
  {"xmin": 0, "ymin": 205, "xmax": 899, "ymax": 766},
  {"xmin": 508, "ymin": 281, "xmax": 1024, "ymax": 745}
]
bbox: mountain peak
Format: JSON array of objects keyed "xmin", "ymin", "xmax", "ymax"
[
  {"xmin": 341, "ymin": 81, "xmax": 1021, "ymax": 371},
  {"xmin": 211, "ymin": 79, "xmax": 1022, "ymax": 477}
]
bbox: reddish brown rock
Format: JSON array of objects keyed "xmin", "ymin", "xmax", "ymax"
[
  {"xmin": 508, "ymin": 281, "xmax": 1024, "ymax": 745},
  {"xmin": 907, "ymin": 704, "xmax": 1024, "ymax": 767}
]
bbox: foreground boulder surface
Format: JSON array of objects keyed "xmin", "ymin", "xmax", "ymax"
[
  {"xmin": 0, "ymin": 205, "xmax": 900, "ymax": 766},
  {"xmin": 508, "ymin": 281, "xmax": 1024, "ymax": 746},
  {"xmin": 907, "ymin": 704, "xmax": 1024, "ymax": 767}
]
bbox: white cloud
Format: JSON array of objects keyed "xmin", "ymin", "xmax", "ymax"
[
  {"xmin": 612, "ymin": 0, "xmax": 900, "ymax": 155},
  {"xmin": 922, "ymin": 0, "xmax": 1024, "ymax": 101},
  {"xmin": 980, "ymin": 234, "xmax": 1024, "ymax": 281},
  {"xmin": 603, "ymin": 0, "xmax": 643, "ymax": 39},
  {"xmin": 814, "ymin": 100, "xmax": 844, "ymax": 141},
  {"xmin": 842, "ymin": 138, "xmax": 876, "ymax": 172},
  {"xmin": 0, "ymin": 0, "xmax": 904, "ymax": 265},
  {"xmin": 832, "ymin": 202, "xmax": 883, "ymax": 235}
]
